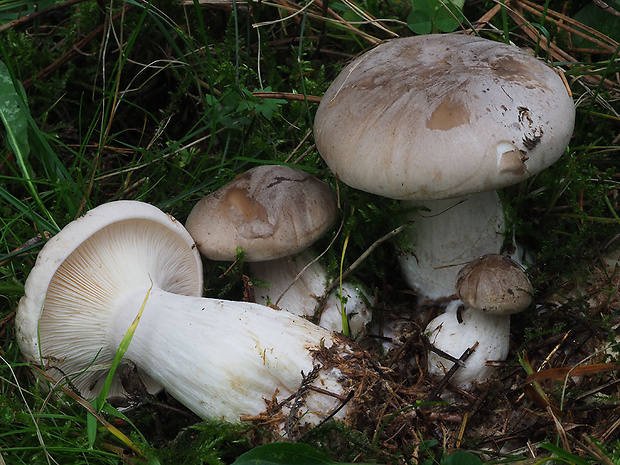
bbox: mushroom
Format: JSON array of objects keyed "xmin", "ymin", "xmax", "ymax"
[
  {"xmin": 16, "ymin": 200, "xmax": 360, "ymax": 431},
  {"xmin": 313, "ymin": 34, "xmax": 575, "ymax": 300},
  {"xmin": 426, "ymin": 254, "xmax": 533, "ymax": 388},
  {"xmin": 186, "ymin": 165, "xmax": 372, "ymax": 336}
]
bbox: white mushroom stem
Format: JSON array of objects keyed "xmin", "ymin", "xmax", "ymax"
[
  {"xmin": 108, "ymin": 285, "xmax": 349, "ymax": 423},
  {"xmin": 426, "ymin": 300, "xmax": 510, "ymax": 389},
  {"xmin": 398, "ymin": 191, "xmax": 509, "ymax": 301},
  {"xmin": 250, "ymin": 251, "xmax": 372, "ymax": 338}
]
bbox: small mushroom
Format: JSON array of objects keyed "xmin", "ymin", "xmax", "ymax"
[
  {"xmin": 16, "ymin": 201, "xmax": 359, "ymax": 432},
  {"xmin": 314, "ymin": 34, "xmax": 575, "ymax": 300},
  {"xmin": 186, "ymin": 165, "xmax": 371, "ymax": 336},
  {"xmin": 426, "ymin": 301, "xmax": 511, "ymax": 390},
  {"xmin": 426, "ymin": 254, "xmax": 533, "ymax": 388},
  {"xmin": 456, "ymin": 254, "xmax": 534, "ymax": 315}
]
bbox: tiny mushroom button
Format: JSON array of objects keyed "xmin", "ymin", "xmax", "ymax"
[{"xmin": 456, "ymin": 254, "xmax": 534, "ymax": 315}]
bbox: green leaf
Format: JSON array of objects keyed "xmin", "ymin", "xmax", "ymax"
[
  {"xmin": 0, "ymin": 56, "xmax": 61, "ymax": 230},
  {"xmin": 0, "ymin": 60, "xmax": 34, "ymax": 191},
  {"xmin": 407, "ymin": 0, "xmax": 464, "ymax": 33},
  {"xmin": 433, "ymin": 1, "xmax": 464, "ymax": 32},
  {"xmin": 447, "ymin": 0, "xmax": 465, "ymax": 11},
  {"xmin": 540, "ymin": 442, "xmax": 592, "ymax": 465},
  {"xmin": 441, "ymin": 451, "xmax": 482, "ymax": 465},
  {"xmin": 232, "ymin": 443, "xmax": 362, "ymax": 465},
  {"xmin": 407, "ymin": 8, "xmax": 433, "ymax": 34},
  {"xmin": 572, "ymin": 0, "xmax": 620, "ymax": 49}
]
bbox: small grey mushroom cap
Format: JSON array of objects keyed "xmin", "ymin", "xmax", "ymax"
[
  {"xmin": 314, "ymin": 34, "xmax": 576, "ymax": 201},
  {"xmin": 185, "ymin": 165, "xmax": 338, "ymax": 262},
  {"xmin": 15, "ymin": 201, "xmax": 203, "ymax": 399},
  {"xmin": 456, "ymin": 254, "xmax": 533, "ymax": 315}
]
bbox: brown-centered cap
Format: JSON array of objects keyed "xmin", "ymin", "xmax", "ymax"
[
  {"xmin": 185, "ymin": 165, "xmax": 338, "ymax": 261},
  {"xmin": 314, "ymin": 34, "xmax": 576, "ymax": 201},
  {"xmin": 456, "ymin": 254, "xmax": 533, "ymax": 315}
]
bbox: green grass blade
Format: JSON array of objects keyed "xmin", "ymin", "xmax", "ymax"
[
  {"xmin": 339, "ymin": 231, "xmax": 351, "ymax": 337},
  {"xmin": 0, "ymin": 60, "xmax": 59, "ymax": 231},
  {"xmin": 0, "ymin": 186, "xmax": 58, "ymax": 234},
  {"xmin": 99, "ymin": 281, "xmax": 152, "ymax": 407},
  {"xmin": 0, "ymin": 61, "xmax": 30, "ymax": 180},
  {"xmin": 88, "ymin": 281, "xmax": 152, "ymax": 449}
]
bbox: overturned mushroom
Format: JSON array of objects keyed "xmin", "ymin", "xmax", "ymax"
[{"xmin": 16, "ymin": 200, "xmax": 364, "ymax": 433}]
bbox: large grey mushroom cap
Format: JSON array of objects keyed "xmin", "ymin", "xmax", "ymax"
[
  {"xmin": 185, "ymin": 165, "xmax": 338, "ymax": 262},
  {"xmin": 314, "ymin": 34, "xmax": 576, "ymax": 201}
]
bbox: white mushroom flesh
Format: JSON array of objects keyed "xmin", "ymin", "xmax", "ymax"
[
  {"xmin": 398, "ymin": 191, "xmax": 507, "ymax": 300},
  {"xmin": 426, "ymin": 301, "xmax": 510, "ymax": 389}
]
